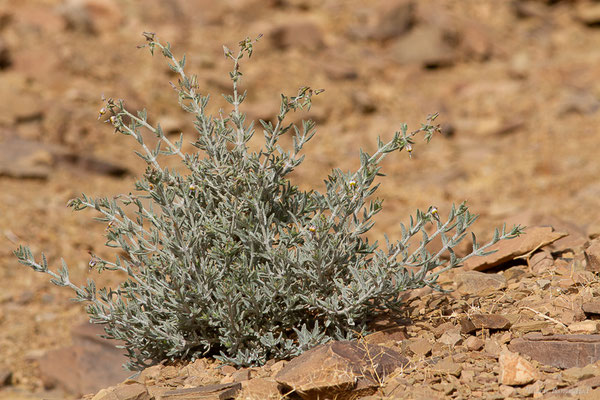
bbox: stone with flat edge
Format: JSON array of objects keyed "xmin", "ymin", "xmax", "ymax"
[{"xmin": 275, "ymin": 340, "xmax": 408, "ymax": 400}]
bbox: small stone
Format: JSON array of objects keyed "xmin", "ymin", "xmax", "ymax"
[
  {"xmin": 499, "ymin": 384, "xmax": 515, "ymax": 397},
  {"xmin": 562, "ymin": 364, "xmax": 600, "ymax": 382},
  {"xmin": 408, "ymin": 338, "xmax": 432, "ymax": 356},
  {"xmin": 529, "ymin": 251, "xmax": 554, "ymax": 275},
  {"xmin": 389, "ymin": 25, "xmax": 457, "ymax": 68},
  {"xmin": 455, "ymin": 271, "xmax": 507, "ymax": 295},
  {"xmin": 485, "ymin": 338, "xmax": 502, "ymax": 357},
  {"xmin": 583, "ymin": 300, "xmax": 600, "ymax": 315},
  {"xmin": 536, "ymin": 279, "xmax": 551, "ymax": 290},
  {"xmin": 241, "ymin": 378, "xmax": 281, "ymax": 400},
  {"xmin": 569, "ymin": 320, "xmax": 599, "ymax": 334},
  {"xmin": 499, "ymin": 350, "xmax": 538, "ymax": 386},
  {"xmin": 510, "ymin": 321, "xmax": 551, "ymax": 334},
  {"xmin": 275, "ymin": 341, "xmax": 408, "ymax": 399},
  {"xmin": 585, "ymin": 239, "xmax": 600, "ymax": 272},
  {"xmin": 459, "ymin": 317, "xmax": 477, "ymax": 334},
  {"xmin": 434, "ymin": 358, "xmax": 462, "ymax": 377},
  {"xmin": 439, "ymin": 330, "xmax": 462, "ymax": 347},
  {"xmin": 269, "ymin": 20, "xmax": 324, "ymax": 51},
  {"xmin": 232, "ymin": 368, "xmax": 251, "ymax": 382},
  {"xmin": 433, "ymin": 321, "xmax": 455, "ymax": 338},
  {"xmin": 463, "ymin": 226, "xmax": 566, "ymax": 271},
  {"xmin": 219, "ymin": 365, "xmax": 237, "ymax": 376},
  {"xmin": 509, "ymin": 333, "xmax": 600, "ymax": 368},
  {"xmin": 470, "ymin": 314, "xmax": 512, "ymax": 330},
  {"xmin": 464, "ymin": 336, "xmax": 484, "ymax": 351},
  {"xmin": 92, "ymin": 383, "xmax": 150, "ymax": 400},
  {"xmin": 160, "ymin": 383, "xmax": 241, "ymax": 400}
]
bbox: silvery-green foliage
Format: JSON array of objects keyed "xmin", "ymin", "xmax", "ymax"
[{"xmin": 15, "ymin": 33, "xmax": 523, "ymax": 369}]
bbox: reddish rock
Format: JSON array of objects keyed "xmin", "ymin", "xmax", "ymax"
[
  {"xmin": 268, "ymin": 20, "xmax": 325, "ymax": 51},
  {"xmin": 463, "ymin": 226, "xmax": 566, "ymax": 271},
  {"xmin": 159, "ymin": 383, "xmax": 241, "ymax": 399},
  {"xmin": 509, "ymin": 333, "xmax": 600, "ymax": 368},
  {"xmin": 470, "ymin": 314, "xmax": 512, "ymax": 330},
  {"xmin": 464, "ymin": 336, "xmax": 484, "ymax": 351},
  {"xmin": 91, "ymin": 383, "xmax": 150, "ymax": 400},
  {"xmin": 585, "ymin": 239, "xmax": 600, "ymax": 272},
  {"xmin": 38, "ymin": 322, "xmax": 131, "ymax": 397},
  {"xmin": 389, "ymin": 25, "xmax": 457, "ymax": 68},
  {"xmin": 499, "ymin": 350, "xmax": 538, "ymax": 386},
  {"xmin": 408, "ymin": 338, "xmax": 432, "ymax": 357},
  {"xmin": 275, "ymin": 341, "xmax": 408, "ymax": 400},
  {"xmin": 459, "ymin": 317, "xmax": 477, "ymax": 334},
  {"xmin": 583, "ymin": 300, "xmax": 600, "ymax": 315},
  {"xmin": 528, "ymin": 250, "xmax": 554, "ymax": 275},
  {"xmin": 569, "ymin": 321, "xmax": 600, "ymax": 334},
  {"xmin": 364, "ymin": 326, "xmax": 407, "ymax": 345},
  {"xmin": 240, "ymin": 378, "xmax": 281, "ymax": 400},
  {"xmin": 455, "ymin": 270, "xmax": 507, "ymax": 295}
]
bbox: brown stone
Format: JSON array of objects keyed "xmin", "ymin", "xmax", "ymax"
[
  {"xmin": 160, "ymin": 383, "xmax": 241, "ymax": 400},
  {"xmin": 470, "ymin": 314, "xmax": 512, "ymax": 330},
  {"xmin": 583, "ymin": 300, "xmax": 600, "ymax": 315},
  {"xmin": 455, "ymin": 270, "xmax": 507, "ymax": 295},
  {"xmin": 240, "ymin": 378, "xmax": 281, "ymax": 400},
  {"xmin": 91, "ymin": 383, "xmax": 150, "ymax": 400},
  {"xmin": 528, "ymin": 250, "xmax": 554, "ymax": 275},
  {"xmin": 275, "ymin": 341, "xmax": 408, "ymax": 400},
  {"xmin": 463, "ymin": 226, "xmax": 567, "ymax": 271},
  {"xmin": 459, "ymin": 317, "xmax": 477, "ymax": 334},
  {"xmin": 509, "ymin": 333, "xmax": 600, "ymax": 368},
  {"xmin": 510, "ymin": 320, "xmax": 551, "ymax": 334},
  {"xmin": 499, "ymin": 349, "xmax": 538, "ymax": 386},
  {"xmin": 389, "ymin": 24, "xmax": 457, "ymax": 68},
  {"xmin": 268, "ymin": 20, "xmax": 324, "ymax": 51},
  {"xmin": 433, "ymin": 357, "xmax": 462, "ymax": 377},
  {"xmin": 562, "ymin": 364, "xmax": 600, "ymax": 382},
  {"xmin": 38, "ymin": 323, "xmax": 131, "ymax": 397},
  {"xmin": 569, "ymin": 321, "xmax": 600, "ymax": 334},
  {"xmin": 439, "ymin": 330, "xmax": 462, "ymax": 347},
  {"xmin": 231, "ymin": 368, "xmax": 251, "ymax": 382},
  {"xmin": 585, "ymin": 239, "xmax": 600, "ymax": 272},
  {"xmin": 364, "ymin": 326, "xmax": 407, "ymax": 345},
  {"xmin": 408, "ymin": 338, "xmax": 432, "ymax": 356},
  {"xmin": 464, "ymin": 336, "xmax": 485, "ymax": 351}
]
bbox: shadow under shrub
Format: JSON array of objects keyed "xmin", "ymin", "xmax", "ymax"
[{"xmin": 15, "ymin": 33, "xmax": 522, "ymax": 369}]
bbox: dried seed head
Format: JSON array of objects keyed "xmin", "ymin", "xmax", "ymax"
[{"xmin": 149, "ymin": 183, "xmax": 155, "ymax": 190}]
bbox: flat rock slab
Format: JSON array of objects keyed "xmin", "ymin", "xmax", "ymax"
[
  {"xmin": 159, "ymin": 383, "xmax": 241, "ymax": 400},
  {"xmin": 38, "ymin": 322, "xmax": 131, "ymax": 397},
  {"xmin": 275, "ymin": 340, "xmax": 408, "ymax": 400},
  {"xmin": 470, "ymin": 314, "xmax": 512, "ymax": 330},
  {"xmin": 463, "ymin": 226, "xmax": 567, "ymax": 271},
  {"xmin": 509, "ymin": 333, "xmax": 600, "ymax": 368}
]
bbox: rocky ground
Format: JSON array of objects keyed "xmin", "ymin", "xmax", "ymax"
[{"xmin": 2, "ymin": 0, "xmax": 600, "ymax": 399}]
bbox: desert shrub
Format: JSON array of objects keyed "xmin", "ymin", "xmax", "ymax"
[{"xmin": 15, "ymin": 33, "xmax": 522, "ymax": 369}]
